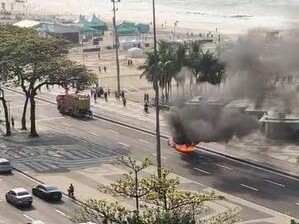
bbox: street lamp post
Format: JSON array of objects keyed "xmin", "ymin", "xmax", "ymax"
[
  {"xmin": 112, "ymin": 0, "xmax": 121, "ymax": 96},
  {"xmin": 152, "ymin": 0, "xmax": 162, "ymax": 178}
]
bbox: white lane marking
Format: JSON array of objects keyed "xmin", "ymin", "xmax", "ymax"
[
  {"xmin": 139, "ymin": 139, "xmax": 150, "ymax": 144},
  {"xmin": 22, "ymin": 214, "xmax": 34, "ymax": 221},
  {"xmin": 152, "ymin": 153, "xmax": 166, "ymax": 160},
  {"xmin": 194, "ymin": 167, "xmax": 210, "ymax": 175},
  {"xmin": 240, "ymin": 183, "xmax": 259, "ymax": 192},
  {"xmin": 36, "ymin": 117, "xmax": 65, "ymax": 122},
  {"xmin": 55, "ymin": 209, "xmax": 67, "ymax": 217},
  {"xmin": 265, "ymin": 179, "xmax": 285, "ymax": 187},
  {"xmin": 62, "ymin": 122, "xmax": 72, "ymax": 127},
  {"xmin": 108, "ymin": 129, "xmax": 119, "ymax": 134},
  {"xmin": 88, "ymin": 131, "xmax": 100, "ymax": 137},
  {"xmin": 215, "ymin": 163, "xmax": 233, "ymax": 171},
  {"xmin": 196, "ymin": 145, "xmax": 299, "ymax": 182},
  {"xmin": 118, "ymin": 142, "xmax": 130, "ymax": 147}
]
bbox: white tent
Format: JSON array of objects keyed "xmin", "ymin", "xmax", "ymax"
[{"xmin": 128, "ymin": 47, "xmax": 145, "ymax": 58}]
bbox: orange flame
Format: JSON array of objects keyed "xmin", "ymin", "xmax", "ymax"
[{"xmin": 175, "ymin": 144, "xmax": 196, "ymax": 153}]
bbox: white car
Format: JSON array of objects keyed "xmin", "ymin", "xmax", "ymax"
[
  {"xmin": 0, "ymin": 158, "xmax": 12, "ymax": 173},
  {"xmin": 5, "ymin": 188, "xmax": 33, "ymax": 207}
]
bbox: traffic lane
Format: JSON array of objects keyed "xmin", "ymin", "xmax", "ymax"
[
  {"xmin": 41, "ymin": 117, "xmax": 299, "ymax": 216},
  {"xmin": 0, "ymin": 172, "xmax": 75, "ymax": 224},
  {"xmin": 8, "ymin": 92, "xmax": 299, "ymax": 216},
  {"xmin": 0, "ymin": 200, "xmax": 29, "ymax": 224}
]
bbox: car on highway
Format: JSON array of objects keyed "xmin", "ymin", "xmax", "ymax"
[
  {"xmin": 5, "ymin": 188, "xmax": 33, "ymax": 207},
  {"xmin": 0, "ymin": 158, "xmax": 12, "ymax": 173},
  {"xmin": 32, "ymin": 184, "xmax": 62, "ymax": 202}
]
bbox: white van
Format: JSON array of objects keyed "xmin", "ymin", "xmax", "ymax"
[{"xmin": 0, "ymin": 158, "xmax": 12, "ymax": 173}]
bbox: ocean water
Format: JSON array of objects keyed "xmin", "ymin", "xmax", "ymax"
[{"xmin": 27, "ymin": 0, "xmax": 299, "ymax": 33}]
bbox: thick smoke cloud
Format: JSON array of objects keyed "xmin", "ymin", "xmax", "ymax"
[
  {"xmin": 220, "ymin": 28, "xmax": 299, "ymax": 110},
  {"xmin": 168, "ymin": 103, "xmax": 259, "ymax": 145},
  {"xmin": 167, "ymin": 27, "xmax": 299, "ymax": 145}
]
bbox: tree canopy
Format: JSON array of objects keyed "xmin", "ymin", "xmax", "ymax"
[
  {"xmin": 71, "ymin": 157, "xmax": 239, "ymax": 224},
  {"xmin": 0, "ymin": 25, "xmax": 96, "ymax": 136}
]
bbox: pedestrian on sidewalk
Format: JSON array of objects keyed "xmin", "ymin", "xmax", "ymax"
[
  {"xmin": 93, "ymin": 91, "xmax": 97, "ymax": 103},
  {"xmin": 107, "ymin": 87, "xmax": 111, "ymax": 96},
  {"xmin": 98, "ymin": 52, "xmax": 101, "ymax": 60},
  {"xmin": 144, "ymin": 92, "xmax": 147, "ymax": 103},
  {"xmin": 121, "ymin": 90, "xmax": 125, "ymax": 99},
  {"xmin": 98, "ymin": 66, "xmax": 102, "ymax": 73},
  {"xmin": 104, "ymin": 92, "xmax": 108, "ymax": 102},
  {"xmin": 144, "ymin": 102, "xmax": 149, "ymax": 114},
  {"xmin": 11, "ymin": 116, "xmax": 15, "ymax": 129},
  {"xmin": 122, "ymin": 97, "xmax": 127, "ymax": 108},
  {"xmin": 114, "ymin": 91, "xmax": 118, "ymax": 99},
  {"xmin": 90, "ymin": 88, "xmax": 94, "ymax": 97},
  {"xmin": 146, "ymin": 93, "xmax": 149, "ymax": 104},
  {"xmin": 104, "ymin": 66, "xmax": 107, "ymax": 73}
]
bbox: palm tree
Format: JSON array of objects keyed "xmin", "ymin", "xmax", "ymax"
[
  {"xmin": 187, "ymin": 42, "xmax": 225, "ymax": 94},
  {"xmin": 139, "ymin": 41, "xmax": 188, "ymax": 102}
]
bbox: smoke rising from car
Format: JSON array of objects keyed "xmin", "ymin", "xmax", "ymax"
[{"xmin": 167, "ymin": 27, "xmax": 299, "ymax": 145}]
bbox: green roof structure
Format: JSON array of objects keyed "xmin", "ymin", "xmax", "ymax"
[{"xmin": 116, "ymin": 21, "xmax": 139, "ymax": 36}]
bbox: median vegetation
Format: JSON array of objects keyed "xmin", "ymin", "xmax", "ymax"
[{"xmin": 71, "ymin": 156, "xmax": 239, "ymax": 224}]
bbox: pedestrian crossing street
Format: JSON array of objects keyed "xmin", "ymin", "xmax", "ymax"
[{"xmin": 0, "ymin": 143, "xmax": 120, "ymax": 173}]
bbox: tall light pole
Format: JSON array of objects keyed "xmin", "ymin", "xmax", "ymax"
[
  {"xmin": 152, "ymin": 0, "xmax": 162, "ymax": 178},
  {"xmin": 112, "ymin": 0, "xmax": 121, "ymax": 96}
]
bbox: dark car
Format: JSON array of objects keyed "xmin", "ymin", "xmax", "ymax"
[{"xmin": 32, "ymin": 185, "xmax": 62, "ymax": 201}]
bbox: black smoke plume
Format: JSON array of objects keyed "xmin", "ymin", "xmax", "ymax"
[{"xmin": 167, "ymin": 104, "xmax": 259, "ymax": 145}]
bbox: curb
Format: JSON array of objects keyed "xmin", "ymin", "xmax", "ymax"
[
  {"xmin": 12, "ymin": 167, "xmax": 85, "ymax": 206},
  {"xmin": 5, "ymin": 86, "xmax": 299, "ymax": 181}
]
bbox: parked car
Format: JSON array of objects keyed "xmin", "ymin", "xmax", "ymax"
[
  {"xmin": 5, "ymin": 188, "xmax": 33, "ymax": 207},
  {"xmin": 32, "ymin": 185, "xmax": 62, "ymax": 201},
  {"xmin": 0, "ymin": 158, "xmax": 12, "ymax": 173}
]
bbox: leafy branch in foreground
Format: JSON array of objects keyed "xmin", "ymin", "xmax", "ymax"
[{"xmin": 71, "ymin": 157, "xmax": 239, "ymax": 224}]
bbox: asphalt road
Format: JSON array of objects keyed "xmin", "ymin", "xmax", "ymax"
[
  {"xmin": 0, "ymin": 171, "xmax": 77, "ymax": 224},
  {"xmin": 1, "ymin": 90, "xmax": 299, "ymax": 218}
]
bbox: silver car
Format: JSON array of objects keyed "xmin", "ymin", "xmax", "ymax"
[
  {"xmin": 0, "ymin": 158, "xmax": 12, "ymax": 173},
  {"xmin": 5, "ymin": 188, "xmax": 33, "ymax": 207}
]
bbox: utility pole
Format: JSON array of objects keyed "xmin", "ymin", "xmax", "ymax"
[
  {"xmin": 112, "ymin": 0, "xmax": 121, "ymax": 96},
  {"xmin": 152, "ymin": 0, "xmax": 162, "ymax": 178}
]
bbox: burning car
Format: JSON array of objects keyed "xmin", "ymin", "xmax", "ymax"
[{"xmin": 167, "ymin": 137, "xmax": 197, "ymax": 153}]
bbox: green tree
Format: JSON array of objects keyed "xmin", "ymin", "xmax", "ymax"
[
  {"xmin": 187, "ymin": 42, "xmax": 225, "ymax": 94},
  {"xmin": 99, "ymin": 157, "xmax": 153, "ymax": 213},
  {"xmin": 72, "ymin": 157, "xmax": 239, "ymax": 224},
  {"xmin": 139, "ymin": 41, "xmax": 188, "ymax": 102},
  {"xmin": 0, "ymin": 87, "xmax": 11, "ymax": 136},
  {"xmin": 0, "ymin": 25, "xmax": 96, "ymax": 136}
]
